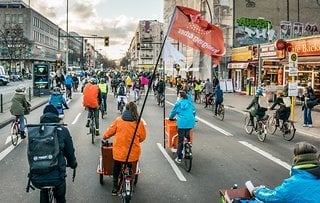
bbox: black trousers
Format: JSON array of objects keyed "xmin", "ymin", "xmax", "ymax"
[
  {"xmin": 40, "ymin": 181, "xmax": 66, "ymax": 203},
  {"xmin": 113, "ymin": 160, "xmax": 133, "ymax": 188}
]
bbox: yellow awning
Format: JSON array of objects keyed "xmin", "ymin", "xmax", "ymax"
[{"xmin": 138, "ymin": 64, "xmax": 153, "ymax": 69}]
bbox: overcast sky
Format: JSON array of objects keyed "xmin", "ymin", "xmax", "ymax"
[{"xmin": 28, "ymin": 0, "xmax": 163, "ymax": 60}]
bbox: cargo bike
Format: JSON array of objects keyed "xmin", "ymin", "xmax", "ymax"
[
  {"xmin": 164, "ymin": 118, "xmax": 193, "ymax": 172},
  {"xmin": 97, "ymin": 140, "xmax": 140, "ymax": 203}
]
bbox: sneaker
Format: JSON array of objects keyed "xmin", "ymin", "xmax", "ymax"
[
  {"xmin": 20, "ymin": 131, "xmax": 26, "ymax": 139},
  {"xmin": 85, "ymin": 121, "xmax": 90, "ymax": 128},
  {"xmin": 175, "ymin": 157, "xmax": 182, "ymax": 164},
  {"xmin": 303, "ymin": 124, "xmax": 308, "ymax": 127},
  {"xmin": 308, "ymin": 124, "xmax": 313, "ymax": 128}
]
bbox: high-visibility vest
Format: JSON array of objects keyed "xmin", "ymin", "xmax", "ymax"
[{"xmin": 98, "ymin": 83, "xmax": 108, "ymax": 94}]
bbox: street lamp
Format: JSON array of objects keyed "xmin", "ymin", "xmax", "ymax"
[
  {"xmin": 92, "ymin": 34, "xmax": 97, "ymax": 69},
  {"xmin": 65, "ymin": 0, "xmax": 69, "ymax": 72}
]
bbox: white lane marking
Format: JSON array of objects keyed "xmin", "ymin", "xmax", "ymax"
[
  {"xmin": 72, "ymin": 113, "xmax": 81, "ymax": 125},
  {"xmin": 0, "ymin": 139, "xmax": 23, "ymax": 162},
  {"xmin": 157, "ymin": 143, "xmax": 187, "ymax": 182},
  {"xmin": 166, "ymin": 101, "xmax": 233, "ymax": 136},
  {"xmin": 5, "ymin": 136, "xmax": 11, "ymax": 145},
  {"xmin": 239, "ymin": 141, "xmax": 291, "ymax": 170}
]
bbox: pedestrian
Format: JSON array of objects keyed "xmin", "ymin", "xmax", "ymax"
[
  {"xmin": 102, "ymin": 102, "xmax": 146, "ymax": 195},
  {"xmin": 302, "ymin": 83, "xmax": 315, "ymax": 127},
  {"xmin": 249, "ymin": 141, "xmax": 320, "ymax": 202},
  {"xmin": 169, "ymin": 90, "xmax": 196, "ymax": 164}
]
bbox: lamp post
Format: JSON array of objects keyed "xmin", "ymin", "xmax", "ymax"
[
  {"xmin": 92, "ymin": 34, "xmax": 97, "ymax": 69},
  {"xmin": 65, "ymin": 0, "xmax": 69, "ymax": 72}
]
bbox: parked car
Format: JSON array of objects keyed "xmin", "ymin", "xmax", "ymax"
[{"xmin": 0, "ymin": 66, "xmax": 9, "ymax": 86}]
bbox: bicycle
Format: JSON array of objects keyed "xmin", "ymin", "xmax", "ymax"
[
  {"xmin": 214, "ymin": 103, "xmax": 225, "ymax": 121},
  {"xmin": 10, "ymin": 116, "xmax": 27, "ymax": 146},
  {"xmin": 267, "ymin": 111, "xmax": 296, "ymax": 141},
  {"xmin": 244, "ymin": 109, "xmax": 269, "ymax": 142},
  {"xmin": 100, "ymin": 102, "xmax": 105, "ymax": 119},
  {"xmin": 119, "ymin": 97, "xmax": 126, "ymax": 114},
  {"xmin": 118, "ymin": 164, "xmax": 134, "ymax": 203},
  {"xmin": 133, "ymin": 89, "xmax": 140, "ymax": 105},
  {"xmin": 158, "ymin": 92, "xmax": 165, "ymax": 107},
  {"xmin": 87, "ymin": 108, "xmax": 96, "ymax": 144}
]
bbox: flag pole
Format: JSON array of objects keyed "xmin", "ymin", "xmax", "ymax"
[{"xmin": 124, "ymin": 6, "xmax": 178, "ymax": 163}]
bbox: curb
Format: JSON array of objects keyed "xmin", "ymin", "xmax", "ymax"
[
  {"xmin": 224, "ymin": 105, "xmax": 319, "ymax": 139},
  {"xmin": 0, "ymin": 99, "xmax": 48, "ymax": 129}
]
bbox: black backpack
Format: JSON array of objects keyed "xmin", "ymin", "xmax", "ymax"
[
  {"xmin": 27, "ymin": 124, "xmax": 62, "ymax": 175},
  {"xmin": 118, "ymin": 86, "xmax": 125, "ymax": 96}
]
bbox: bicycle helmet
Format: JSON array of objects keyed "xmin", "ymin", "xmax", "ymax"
[
  {"xmin": 16, "ymin": 85, "xmax": 26, "ymax": 92},
  {"xmin": 100, "ymin": 78, "xmax": 106, "ymax": 83},
  {"xmin": 89, "ymin": 78, "xmax": 97, "ymax": 84},
  {"xmin": 256, "ymin": 88, "xmax": 263, "ymax": 96}
]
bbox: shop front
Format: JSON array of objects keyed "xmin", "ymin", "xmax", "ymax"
[
  {"xmin": 228, "ymin": 46, "xmax": 256, "ymax": 95},
  {"xmin": 283, "ymin": 36, "xmax": 320, "ymax": 100}
]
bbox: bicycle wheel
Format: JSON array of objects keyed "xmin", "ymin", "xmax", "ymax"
[
  {"xmin": 99, "ymin": 174, "xmax": 104, "ymax": 185},
  {"xmin": 282, "ymin": 122, "xmax": 296, "ymax": 141},
  {"xmin": 90, "ymin": 120, "xmax": 95, "ymax": 144},
  {"xmin": 100, "ymin": 104, "xmax": 105, "ymax": 119},
  {"xmin": 184, "ymin": 143, "xmax": 192, "ymax": 172},
  {"xmin": 217, "ymin": 104, "xmax": 225, "ymax": 121},
  {"xmin": 257, "ymin": 121, "xmax": 267, "ymax": 142},
  {"xmin": 133, "ymin": 174, "xmax": 138, "ymax": 185},
  {"xmin": 244, "ymin": 116, "xmax": 254, "ymax": 134},
  {"xmin": 10, "ymin": 121, "xmax": 19, "ymax": 146},
  {"xmin": 267, "ymin": 117, "xmax": 277, "ymax": 135}
]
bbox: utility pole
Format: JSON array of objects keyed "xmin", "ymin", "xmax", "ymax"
[{"xmin": 65, "ymin": 0, "xmax": 69, "ymax": 73}]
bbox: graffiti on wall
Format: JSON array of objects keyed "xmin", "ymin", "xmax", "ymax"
[
  {"xmin": 280, "ymin": 21, "xmax": 319, "ymax": 38},
  {"xmin": 235, "ymin": 17, "xmax": 277, "ymax": 46}
]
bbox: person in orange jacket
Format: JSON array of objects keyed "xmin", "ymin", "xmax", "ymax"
[
  {"xmin": 102, "ymin": 101, "xmax": 146, "ymax": 195},
  {"xmin": 83, "ymin": 78, "xmax": 101, "ymax": 135}
]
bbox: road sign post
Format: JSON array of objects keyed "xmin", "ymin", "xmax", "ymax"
[{"xmin": 288, "ymin": 52, "xmax": 298, "ymax": 121}]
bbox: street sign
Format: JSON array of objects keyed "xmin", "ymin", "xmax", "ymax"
[
  {"xmin": 288, "ymin": 81, "xmax": 298, "ymax": 96},
  {"xmin": 288, "ymin": 52, "xmax": 298, "ymax": 76}
]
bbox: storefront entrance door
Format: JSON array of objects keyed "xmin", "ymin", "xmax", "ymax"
[{"xmin": 235, "ymin": 69, "xmax": 242, "ymax": 92}]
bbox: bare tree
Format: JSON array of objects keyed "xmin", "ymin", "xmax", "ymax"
[{"xmin": 0, "ymin": 23, "xmax": 32, "ymax": 72}]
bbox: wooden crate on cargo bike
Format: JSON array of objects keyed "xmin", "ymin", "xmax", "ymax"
[
  {"xmin": 97, "ymin": 142, "xmax": 139, "ymax": 184},
  {"xmin": 164, "ymin": 118, "xmax": 193, "ymax": 152}
]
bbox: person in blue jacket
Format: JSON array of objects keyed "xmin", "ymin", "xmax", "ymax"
[
  {"xmin": 214, "ymin": 84, "xmax": 223, "ymax": 116},
  {"xmin": 247, "ymin": 141, "xmax": 320, "ymax": 202},
  {"xmin": 169, "ymin": 90, "xmax": 196, "ymax": 164}
]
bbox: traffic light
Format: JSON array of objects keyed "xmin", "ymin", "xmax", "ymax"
[
  {"xmin": 137, "ymin": 43, "xmax": 141, "ymax": 50},
  {"xmin": 104, "ymin": 37, "xmax": 109, "ymax": 46}
]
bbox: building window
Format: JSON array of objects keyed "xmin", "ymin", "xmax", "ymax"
[
  {"xmin": 18, "ymin": 14, "xmax": 23, "ymax": 24},
  {"xmin": 5, "ymin": 14, "xmax": 11, "ymax": 23}
]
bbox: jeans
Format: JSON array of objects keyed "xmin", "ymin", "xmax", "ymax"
[
  {"xmin": 87, "ymin": 107, "xmax": 99, "ymax": 129},
  {"xmin": 177, "ymin": 129, "xmax": 191, "ymax": 159},
  {"xmin": 19, "ymin": 115, "xmax": 25, "ymax": 132},
  {"xmin": 303, "ymin": 107, "xmax": 312, "ymax": 125},
  {"xmin": 101, "ymin": 93, "xmax": 107, "ymax": 111},
  {"xmin": 214, "ymin": 101, "xmax": 222, "ymax": 115},
  {"xmin": 40, "ymin": 181, "xmax": 66, "ymax": 203}
]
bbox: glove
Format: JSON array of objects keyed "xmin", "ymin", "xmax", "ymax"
[
  {"xmin": 70, "ymin": 161, "xmax": 78, "ymax": 169},
  {"xmin": 101, "ymin": 139, "xmax": 108, "ymax": 146},
  {"xmin": 169, "ymin": 118, "xmax": 175, "ymax": 121}
]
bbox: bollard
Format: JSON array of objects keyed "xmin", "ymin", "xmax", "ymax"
[
  {"xmin": 0, "ymin": 94, "xmax": 2, "ymax": 113},
  {"xmin": 28, "ymin": 87, "xmax": 32, "ymax": 101}
]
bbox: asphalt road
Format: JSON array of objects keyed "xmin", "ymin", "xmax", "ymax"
[{"xmin": 0, "ymin": 87, "xmax": 319, "ymax": 203}]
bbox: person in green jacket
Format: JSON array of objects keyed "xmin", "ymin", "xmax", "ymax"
[{"xmin": 10, "ymin": 85, "xmax": 30, "ymax": 139}]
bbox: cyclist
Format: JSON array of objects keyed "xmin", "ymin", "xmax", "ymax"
[
  {"xmin": 214, "ymin": 84, "xmax": 223, "ymax": 116},
  {"xmin": 132, "ymin": 78, "xmax": 141, "ymax": 103},
  {"xmin": 83, "ymin": 78, "xmax": 101, "ymax": 135},
  {"xmin": 71, "ymin": 74, "xmax": 79, "ymax": 92},
  {"xmin": 117, "ymin": 82, "xmax": 127, "ymax": 111},
  {"xmin": 102, "ymin": 102, "xmax": 146, "ymax": 195},
  {"xmin": 36, "ymin": 104, "xmax": 77, "ymax": 203},
  {"xmin": 202, "ymin": 78, "xmax": 213, "ymax": 108},
  {"xmin": 48, "ymin": 87, "xmax": 69, "ymax": 118},
  {"xmin": 156, "ymin": 77, "xmax": 165, "ymax": 105},
  {"xmin": 246, "ymin": 88, "xmax": 266, "ymax": 126},
  {"xmin": 125, "ymin": 75, "xmax": 132, "ymax": 95},
  {"xmin": 169, "ymin": 90, "xmax": 196, "ymax": 164},
  {"xmin": 251, "ymin": 141, "xmax": 320, "ymax": 202},
  {"xmin": 98, "ymin": 78, "xmax": 108, "ymax": 114},
  {"xmin": 194, "ymin": 79, "xmax": 203, "ymax": 103},
  {"xmin": 64, "ymin": 74, "xmax": 73, "ymax": 99},
  {"xmin": 269, "ymin": 90, "xmax": 291, "ymax": 127},
  {"xmin": 10, "ymin": 85, "xmax": 30, "ymax": 139}
]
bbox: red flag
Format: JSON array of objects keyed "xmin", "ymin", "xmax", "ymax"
[{"xmin": 168, "ymin": 6, "xmax": 225, "ymax": 63}]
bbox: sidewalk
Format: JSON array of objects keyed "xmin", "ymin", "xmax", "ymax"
[
  {"xmin": 223, "ymin": 92, "xmax": 319, "ymax": 139},
  {"xmin": 0, "ymin": 96, "xmax": 49, "ymax": 129}
]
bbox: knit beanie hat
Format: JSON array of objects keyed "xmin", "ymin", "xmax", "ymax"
[
  {"xmin": 43, "ymin": 104, "xmax": 59, "ymax": 116},
  {"xmin": 293, "ymin": 141, "xmax": 318, "ymax": 165}
]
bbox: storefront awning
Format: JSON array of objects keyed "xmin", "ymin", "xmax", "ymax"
[
  {"xmin": 137, "ymin": 64, "xmax": 154, "ymax": 69},
  {"xmin": 227, "ymin": 62, "xmax": 249, "ymax": 69}
]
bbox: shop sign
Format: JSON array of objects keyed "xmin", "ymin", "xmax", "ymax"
[
  {"xmin": 260, "ymin": 44, "xmax": 284, "ymax": 58},
  {"xmin": 231, "ymin": 47, "xmax": 252, "ymax": 61},
  {"xmin": 288, "ymin": 52, "xmax": 298, "ymax": 76},
  {"xmin": 227, "ymin": 63, "xmax": 249, "ymax": 69},
  {"xmin": 288, "ymin": 38, "xmax": 320, "ymax": 56}
]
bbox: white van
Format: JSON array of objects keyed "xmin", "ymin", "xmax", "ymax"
[{"xmin": 0, "ymin": 66, "xmax": 9, "ymax": 86}]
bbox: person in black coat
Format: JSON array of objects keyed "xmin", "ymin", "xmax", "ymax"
[
  {"xmin": 269, "ymin": 90, "xmax": 291, "ymax": 126},
  {"xmin": 33, "ymin": 105, "xmax": 77, "ymax": 203}
]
